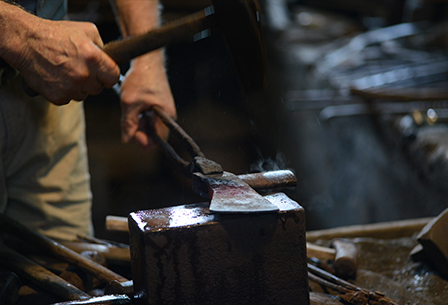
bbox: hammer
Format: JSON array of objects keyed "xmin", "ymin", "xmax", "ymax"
[
  {"xmin": 307, "ymin": 238, "xmax": 359, "ymax": 279},
  {"xmin": 25, "ymin": 0, "xmax": 265, "ymax": 96}
]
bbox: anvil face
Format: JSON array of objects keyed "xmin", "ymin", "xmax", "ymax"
[{"xmin": 129, "ymin": 193, "xmax": 309, "ymax": 305}]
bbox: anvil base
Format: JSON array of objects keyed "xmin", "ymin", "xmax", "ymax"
[{"xmin": 128, "ymin": 192, "xmax": 309, "ymax": 305}]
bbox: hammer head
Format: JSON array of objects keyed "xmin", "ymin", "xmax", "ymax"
[{"xmin": 212, "ymin": 0, "xmax": 266, "ymax": 93}]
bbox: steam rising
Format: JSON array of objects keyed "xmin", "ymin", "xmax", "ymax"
[{"xmin": 250, "ymin": 151, "xmax": 289, "ymax": 173}]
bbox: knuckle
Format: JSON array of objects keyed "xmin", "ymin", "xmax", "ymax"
[
  {"xmin": 120, "ymin": 118, "xmax": 133, "ymax": 132},
  {"xmin": 82, "ymin": 21, "xmax": 99, "ymax": 36},
  {"xmin": 46, "ymin": 92, "xmax": 70, "ymax": 105},
  {"xmin": 120, "ymin": 91, "xmax": 137, "ymax": 106},
  {"xmin": 110, "ymin": 67, "xmax": 121, "ymax": 83},
  {"xmin": 70, "ymin": 67, "xmax": 90, "ymax": 84},
  {"xmin": 101, "ymin": 72, "xmax": 120, "ymax": 88},
  {"xmin": 79, "ymin": 43, "xmax": 101, "ymax": 63}
]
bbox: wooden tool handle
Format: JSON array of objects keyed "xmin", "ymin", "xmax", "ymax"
[
  {"xmin": 0, "ymin": 214, "xmax": 128, "ymax": 284},
  {"xmin": 62, "ymin": 242, "xmax": 131, "ymax": 264},
  {"xmin": 103, "ymin": 9, "xmax": 213, "ymax": 63},
  {"xmin": 0, "ymin": 245, "xmax": 90, "ymax": 301},
  {"xmin": 306, "ymin": 242, "xmax": 336, "ymax": 261},
  {"xmin": 331, "ymin": 238, "xmax": 358, "ymax": 279},
  {"xmin": 237, "ymin": 170, "xmax": 297, "ymax": 191}
]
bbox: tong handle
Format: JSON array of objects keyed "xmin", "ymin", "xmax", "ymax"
[{"xmin": 151, "ymin": 106, "xmax": 222, "ymax": 177}]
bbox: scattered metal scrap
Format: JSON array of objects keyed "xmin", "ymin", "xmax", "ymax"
[{"xmin": 308, "ymin": 262, "xmax": 398, "ymax": 305}]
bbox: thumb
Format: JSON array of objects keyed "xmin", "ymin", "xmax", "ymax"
[{"xmin": 121, "ymin": 110, "xmax": 140, "ymax": 143}]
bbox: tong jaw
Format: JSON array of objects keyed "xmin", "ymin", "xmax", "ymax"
[{"xmin": 189, "ymin": 156, "xmax": 223, "ymax": 176}]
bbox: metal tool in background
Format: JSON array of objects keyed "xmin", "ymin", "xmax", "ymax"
[
  {"xmin": 308, "ymin": 20, "xmax": 448, "ymax": 108},
  {"xmin": 286, "ymin": 87, "xmax": 448, "ymax": 122},
  {"xmin": 148, "ymin": 105, "xmax": 283, "ymax": 213},
  {"xmin": 318, "ymin": 101, "xmax": 448, "ymax": 122},
  {"xmin": 348, "ymin": 57, "xmax": 448, "ymax": 102},
  {"xmin": 25, "ymin": 0, "xmax": 266, "ymax": 96},
  {"xmin": 316, "ymin": 21, "xmax": 430, "ymax": 76}
]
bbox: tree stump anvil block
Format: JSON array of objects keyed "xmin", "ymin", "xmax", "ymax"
[{"xmin": 128, "ymin": 192, "xmax": 309, "ymax": 305}]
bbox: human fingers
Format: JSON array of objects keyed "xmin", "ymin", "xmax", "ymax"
[
  {"xmin": 134, "ymin": 112, "xmax": 170, "ymax": 149},
  {"xmin": 134, "ymin": 130, "xmax": 152, "ymax": 148},
  {"xmin": 95, "ymin": 54, "xmax": 120, "ymax": 89},
  {"xmin": 80, "ymin": 22, "xmax": 105, "ymax": 48},
  {"xmin": 77, "ymin": 22, "xmax": 120, "ymax": 89},
  {"xmin": 77, "ymin": 41, "xmax": 120, "ymax": 90},
  {"xmin": 120, "ymin": 101, "xmax": 141, "ymax": 144}
]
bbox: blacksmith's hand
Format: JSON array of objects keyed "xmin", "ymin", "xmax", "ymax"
[
  {"xmin": 1, "ymin": 6, "xmax": 120, "ymax": 105},
  {"xmin": 119, "ymin": 51, "xmax": 176, "ymax": 149}
]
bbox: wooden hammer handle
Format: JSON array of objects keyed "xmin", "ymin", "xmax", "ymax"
[
  {"xmin": 103, "ymin": 9, "xmax": 214, "ymax": 63},
  {"xmin": 0, "ymin": 214, "xmax": 128, "ymax": 284},
  {"xmin": 306, "ymin": 242, "xmax": 336, "ymax": 261}
]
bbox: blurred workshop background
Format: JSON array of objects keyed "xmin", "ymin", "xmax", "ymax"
[{"xmin": 68, "ymin": 0, "xmax": 448, "ymax": 240}]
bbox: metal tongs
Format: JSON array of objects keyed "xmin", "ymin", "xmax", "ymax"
[{"xmin": 148, "ymin": 105, "xmax": 223, "ymax": 178}]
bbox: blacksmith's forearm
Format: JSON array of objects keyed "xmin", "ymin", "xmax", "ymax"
[
  {"xmin": 109, "ymin": 0, "xmax": 161, "ymax": 37},
  {"xmin": 109, "ymin": 0, "xmax": 166, "ymax": 70},
  {"xmin": 0, "ymin": 1, "xmax": 36, "ymax": 68}
]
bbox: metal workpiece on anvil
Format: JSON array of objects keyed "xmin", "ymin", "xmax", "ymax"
[{"xmin": 128, "ymin": 192, "xmax": 309, "ymax": 305}]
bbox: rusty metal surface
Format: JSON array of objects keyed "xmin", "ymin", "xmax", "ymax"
[
  {"xmin": 192, "ymin": 171, "xmax": 279, "ymax": 213},
  {"xmin": 128, "ymin": 193, "xmax": 309, "ymax": 305}
]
